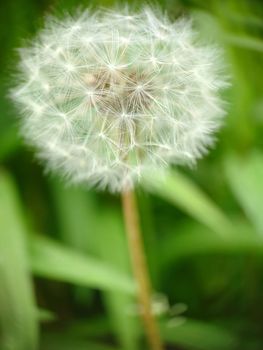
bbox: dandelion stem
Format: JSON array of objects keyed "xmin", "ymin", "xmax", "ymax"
[{"xmin": 121, "ymin": 189, "xmax": 164, "ymax": 350}]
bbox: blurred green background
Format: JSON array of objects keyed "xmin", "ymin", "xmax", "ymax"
[{"xmin": 1, "ymin": 0, "xmax": 263, "ymax": 349}]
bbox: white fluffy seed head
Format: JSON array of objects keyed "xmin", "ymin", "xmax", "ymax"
[{"xmin": 11, "ymin": 7, "xmax": 228, "ymax": 192}]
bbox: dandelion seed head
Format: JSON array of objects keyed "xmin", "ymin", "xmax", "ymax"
[{"xmin": 11, "ymin": 7, "xmax": 228, "ymax": 192}]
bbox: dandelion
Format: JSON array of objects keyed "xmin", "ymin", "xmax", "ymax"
[
  {"xmin": 11, "ymin": 7, "xmax": 227, "ymax": 193},
  {"xmin": 11, "ymin": 7, "xmax": 227, "ymax": 350}
]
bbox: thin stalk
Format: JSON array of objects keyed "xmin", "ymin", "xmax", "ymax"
[{"xmin": 121, "ymin": 189, "xmax": 164, "ymax": 350}]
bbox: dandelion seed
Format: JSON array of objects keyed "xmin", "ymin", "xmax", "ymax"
[{"xmin": 11, "ymin": 7, "xmax": 228, "ymax": 192}]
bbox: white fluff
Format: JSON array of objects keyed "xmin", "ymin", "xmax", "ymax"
[{"xmin": 11, "ymin": 7, "xmax": 227, "ymax": 192}]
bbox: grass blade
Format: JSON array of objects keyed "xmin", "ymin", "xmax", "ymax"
[
  {"xmin": 161, "ymin": 318, "xmax": 237, "ymax": 350},
  {"xmin": 160, "ymin": 221, "xmax": 263, "ymax": 268},
  {"xmin": 143, "ymin": 169, "xmax": 233, "ymax": 237},
  {"xmin": 225, "ymin": 151, "xmax": 263, "ymax": 235},
  {"xmin": 29, "ymin": 234, "xmax": 136, "ymax": 295},
  {"xmin": 0, "ymin": 170, "xmax": 38, "ymax": 350},
  {"xmin": 225, "ymin": 34, "xmax": 263, "ymax": 53}
]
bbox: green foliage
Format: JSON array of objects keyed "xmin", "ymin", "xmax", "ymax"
[
  {"xmin": 1, "ymin": 0, "xmax": 263, "ymax": 349},
  {"xmin": 225, "ymin": 151, "xmax": 263, "ymax": 235},
  {"xmin": 160, "ymin": 318, "xmax": 238, "ymax": 350},
  {"xmin": 29, "ymin": 234, "xmax": 136, "ymax": 294},
  {"xmin": 0, "ymin": 171, "xmax": 38, "ymax": 350},
  {"xmin": 143, "ymin": 169, "xmax": 233, "ymax": 237}
]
